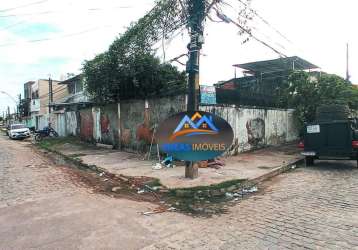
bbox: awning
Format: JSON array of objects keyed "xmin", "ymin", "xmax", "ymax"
[{"xmin": 233, "ymin": 56, "xmax": 319, "ymax": 74}]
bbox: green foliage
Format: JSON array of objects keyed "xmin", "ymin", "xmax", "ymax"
[
  {"xmin": 279, "ymin": 71, "xmax": 358, "ymax": 127},
  {"xmin": 83, "ymin": 0, "xmax": 187, "ymax": 103}
]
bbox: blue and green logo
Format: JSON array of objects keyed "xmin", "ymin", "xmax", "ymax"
[{"xmin": 157, "ymin": 111, "xmax": 234, "ymax": 161}]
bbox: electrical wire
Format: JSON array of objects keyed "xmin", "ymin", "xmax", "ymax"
[
  {"xmin": 235, "ymin": 0, "xmax": 293, "ymax": 44},
  {"xmin": 0, "ymin": 0, "xmax": 49, "ymax": 13},
  {"xmin": 0, "ymin": 20, "xmax": 27, "ymax": 31},
  {"xmin": 0, "ymin": 25, "xmax": 113, "ymax": 47},
  {"xmin": 0, "ymin": 5, "xmax": 147, "ymax": 18},
  {"xmin": 37, "ymin": 84, "xmax": 72, "ymax": 100},
  {"xmin": 214, "ymin": 7, "xmax": 287, "ymax": 58}
]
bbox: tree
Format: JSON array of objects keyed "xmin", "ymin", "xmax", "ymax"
[
  {"xmin": 82, "ymin": 0, "xmax": 187, "ymax": 103},
  {"xmin": 83, "ymin": 52, "xmax": 186, "ymax": 103},
  {"xmin": 279, "ymin": 71, "xmax": 358, "ymax": 128}
]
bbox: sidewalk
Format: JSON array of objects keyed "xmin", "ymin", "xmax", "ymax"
[{"xmin": 39, "ymin": 138, "xmax": 303, "ymax": 189}]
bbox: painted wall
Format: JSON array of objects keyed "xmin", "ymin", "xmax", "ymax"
[
  {"xmin": 200, "ymin": 105, "xmax": 298, "ymax": 155},
  {"xmin": 99, "ymin": 104, "xmax": 119, "ymax": 147},
  {"xmin": 48, "ymin": 95, "xmax": 298, "ymax": 155},
  {"xmin": 79, "ymin": 108, "xmax": 93, "ymax": 142},
  {"xmin": 65, "ymin": 111, "xmax": 78, "ymax": 136},
  {"xmin": 118, "ymin": 96, "xmax": 186, "ymax": 151}
]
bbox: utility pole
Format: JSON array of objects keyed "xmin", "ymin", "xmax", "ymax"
[
  {"xmin": 18, "ymin": 94, "xmax": 22, "ymax": 122},
  {"xmin": 7, "ymin": 106, "xmax": 10, "ymax": 124},
  {"xmin": 185, "ymin": 0, "xmax": 206, "ymax": 179},
  {"xmin": 346, "ymin": 43, "xmax": 351, "ymax": 83},
  {"xmin": 48, "ymin": 77, "xmax": 53, "ymax": 114}
]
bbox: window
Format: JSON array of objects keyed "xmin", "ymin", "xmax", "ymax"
[
  {"xmin": 11, "ymin": 124, "xmax": 26, "ymax": 130},
  {"xmin": 75, "ymin": 80, "xmax": 83, "ymax": 93},
  {"xmin": 68, "ymin": 80, "xmax": 83, "ymax": 94}
]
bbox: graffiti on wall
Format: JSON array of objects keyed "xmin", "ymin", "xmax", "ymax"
[
  {"xmin": 100, "ymin": 114, "xmax": 110, "ymax": 134},
  {"xmin": 246, "ymin": 118, "xmax": 265, "ymax": 146},
  {"xmin": 80, "ymin": 110, "xmax": 93, "ymax": 140},
  {"xmin": 136, "ymin": 124, "xmax": 153, "ymax": 144}
]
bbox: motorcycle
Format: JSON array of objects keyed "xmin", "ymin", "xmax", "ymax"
[{"xmin": 34, "ymin": 126, "xmax": 59, "ymax": 141}]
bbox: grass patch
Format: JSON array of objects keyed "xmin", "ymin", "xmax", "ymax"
[
  {"xmin": 37, "ymin": 136, "xmax": 85, "ymax": 150},
  {"xmin": 169, "ymin": 179, "xmax": 246, "ymax": 194}
]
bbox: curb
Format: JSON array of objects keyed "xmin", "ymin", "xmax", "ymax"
[
  {"xmin": 171, "ymin": 157, "xmax": 305, "ymax": 198},
  {"xmin": 34, "ymin": 142, "xmax": 304, "ymax": 199},
  {"xmin": 34, "ymin": 143, "xmax": 161, "ymax": 187},
  {"xmin": 247, "ymin": 158, "xmax": 304, "ymax": 186}
]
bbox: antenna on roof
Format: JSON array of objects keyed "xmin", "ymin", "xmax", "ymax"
[{"xmin": 346, "ymin": 43, "xmax": 351, "ymax": 83}]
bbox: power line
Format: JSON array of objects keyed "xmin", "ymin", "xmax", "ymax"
[
  {"xmin": 214, "ymin": 7, "xmax": 287, "ymax": 58},
  {"xmin": 218, "ymin": 0, "xmax": 290, "ymax": 54},
  {"xmin": 0, "ymin": 5, "xmax": 144, "ymax": 18},
  {"xmin": 0, "ymin": 20, "xmax": 27, "ymax": 31},
  {"xmin": 0, "ymin": 25, "xmax": 113, "ymax": 48},
  {"xmin": 0, "ymin": 0, "xmax": 49, "ymax": 13},
  {"xmin": 235, "ymin": 0, "xmax": 293, "ymax": 44}
]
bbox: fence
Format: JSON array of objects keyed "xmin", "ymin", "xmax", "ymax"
[{"xmin": 46, "ymin": 95, "xmax": 298, "ymax": 154}]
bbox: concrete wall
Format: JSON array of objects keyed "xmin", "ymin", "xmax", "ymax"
[
  {"xmin": 200, "ymin": 105, "xmax": 298, "ymax": 155},
  {"xmin": 79, "ymin": 108, "xmax": 93, "ymax": 142},
  {"xmin": 99, "ymin": 104, "xmax": 119, "ymax": 147},
  {"xmin": 48, "ymin": 95, "xmax": 298, "ymax": 154},
  {"xmin": 119, "ymin": 96, "xmax": 186, "ymax": 151},
  {"xmin": 65, "ymin": 111, "xmax": 78, "ymax": 136}
]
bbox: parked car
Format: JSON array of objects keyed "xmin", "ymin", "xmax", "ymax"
[
  {"xmin": 299, "ymin": 105, "xmax": 358, "ymax": 167},
  {"xmin": 8, "ymin": 124, "xmax": 31, "ymax": 140}
]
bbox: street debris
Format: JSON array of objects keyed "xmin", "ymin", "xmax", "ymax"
[
  {"xmin": 152, "ymin": 163, "xmax": 162, "ymax": 170},
  {"xmin": 242, "ymin": 186, "xmax": 258, "ymax": 193},
  {"xmin": 111, "ymin": 186, "xmax": 121, "ymax": 192},
  {"xmin": 141, "ymin": 205, "xmax": 175, "ymax": 216}
]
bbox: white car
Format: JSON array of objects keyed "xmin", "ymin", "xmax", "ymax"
[{"xmin": 8, "ymin": 124, "xmax": 31, "ymax": 140}]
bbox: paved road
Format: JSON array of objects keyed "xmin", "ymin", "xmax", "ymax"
[{"xmin": 1, "ymin": 134, "xmax": 358, "ymax": 249}]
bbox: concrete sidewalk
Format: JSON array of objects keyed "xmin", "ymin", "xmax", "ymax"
[{"xmin": 40, "ymin": 138, "xmax": 303, "ymax": 189}]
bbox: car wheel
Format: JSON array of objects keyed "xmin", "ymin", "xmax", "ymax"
[
  {"xmin": 34, "ymin": 134, "xmax": 42, "ymax": 142},
  {"xmin": 305, "ymin": 156, "xmax": 314, "ymax": 166}
]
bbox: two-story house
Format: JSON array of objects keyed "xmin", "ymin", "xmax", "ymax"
[
  {"xmin": 24, "ymin": 79, "xmax": 68, "ymax": 129},
  {"xmin": 51, "ymin": 74, "xmax": 92, "ymax": 112}
]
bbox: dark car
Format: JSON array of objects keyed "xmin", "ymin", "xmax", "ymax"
[{"xmin": 299, "ymin": 105, "xmax": 358, "ymax": 167}]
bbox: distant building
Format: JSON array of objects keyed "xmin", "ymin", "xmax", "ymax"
[
  {"xmin": 50, "ymin": 74, "xmax": 92, "ymax": 112},
  {"xmin": 215, "ymin": 56, "xmax": 319, "ymax": 107},
  {"xmin": 21, "ymin": 79, "xmax": 66, "ymax": 129}
]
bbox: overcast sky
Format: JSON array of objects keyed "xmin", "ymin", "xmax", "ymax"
[{"xmin": 0, "ymin": 0, "xmax": 357, "ymax": 114}]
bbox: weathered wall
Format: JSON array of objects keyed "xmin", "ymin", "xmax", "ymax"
[
  {"xmin": 99, "ymin": 104, "xmax": 119, "ymax": 147},
  {"xmin": 65, "ymin": 111, "xmax": 78, "ymax": 136},
  {"xmin": 79, "ymin": 108, "xmax": 93, "ymax": 141},
  {"xmin": 200, "ymin": 105, "xmax": 298, "ymax": 154},
  {"xmin": 119, "ymin": 96, "xmax": 186, "ymax": 151},
  {"xmin": 48, "ymin": 95, "xmax": 298, "ymax": 154},
  {"xmin": 120, "ymin": 99, "xmax": 145, "ymax": 150}
]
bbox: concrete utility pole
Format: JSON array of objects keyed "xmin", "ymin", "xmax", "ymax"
[
  {"xmin": 185, "ymin": 0, "xmax": 206, "ymax": 179},
  {"xmin": 7, "ymin": 106, "xmax": 10, "ymax": 123},
  {"xmin": 48, "ymin": 77, "xmax": 53, "ymax": 114},
  {"xmin": 18, "ymin": 94, "xmax": 22, "ymax": 122}
]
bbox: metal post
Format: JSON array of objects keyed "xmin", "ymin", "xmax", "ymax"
[
  {"xmin": 48, "ymin": 77, "xmax": 53, "ymax": 114},
  {"xmin": 7, "ymin": 106, "xmax": 10, "ymax": 124},
  {"xmin": 185, "ymin": 0, "xmax": 205, "ymax": 179}
]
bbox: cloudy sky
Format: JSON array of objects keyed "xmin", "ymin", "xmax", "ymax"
[{"xmin": 0, "ymin": 0, "xmax": 357, "ymax": 114}]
